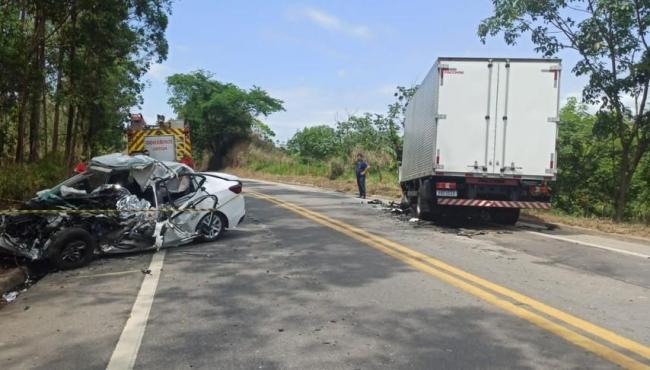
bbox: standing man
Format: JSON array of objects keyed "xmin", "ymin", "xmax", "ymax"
[{"xmin": 355, "ymin": 153, "xmax": 369, "ymax": 199}]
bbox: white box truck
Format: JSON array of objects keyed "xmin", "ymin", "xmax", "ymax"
[{"xmin": 399, "ymin": 57, "xmax": 561, "ymax": 224}]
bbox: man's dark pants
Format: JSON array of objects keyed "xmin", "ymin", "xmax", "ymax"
[{"xmin": 356, "ymin": 175, "xmax": 366, "ymax": 198}]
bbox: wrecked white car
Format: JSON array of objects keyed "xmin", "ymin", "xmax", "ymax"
[{"xmin": 0, "ymin": 154, "xmax": 245, "ymax": 270}]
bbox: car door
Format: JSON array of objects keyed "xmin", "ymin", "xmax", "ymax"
[{"xmin": 157, "ymin": 174, "xmax": 218, "ymax": 247}]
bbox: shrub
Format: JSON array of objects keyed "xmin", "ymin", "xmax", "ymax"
[
  {"xmin": 328, "ymin": 160, "xmax": 345, "ymax": 180},
  {"xmin": 0, "ymin": 155, "xmax": 67, "ymax": 205}
]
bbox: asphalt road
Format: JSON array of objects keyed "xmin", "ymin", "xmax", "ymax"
[{"xmin": 1, "ymin": 179, "xmax": 649, "ymax": 369}]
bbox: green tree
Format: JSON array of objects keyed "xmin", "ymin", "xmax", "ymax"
[
  {"xmin": 252, "ymin": 119, "xmax": 276, "ymax": 143},
  {"xmin": 0, "ymin": 0, "xmax": 171, "ymax": 167},
  {"xmin": 287, "ymin": 125, "xmax": 339, "ymax": 160},
  {"xmin": 479, "ymin": 0, "xmax": 650, "ymax": 221},
  {"xmin": 166, "ymin": 70, "xmax": 284, "ymax": 168},
  {"xmin": 555, "ymin": 97, "xmax": 617, "ymax": 216}
]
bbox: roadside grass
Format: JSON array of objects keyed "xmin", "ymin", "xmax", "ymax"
[
  {"xmin": 0, "ymin": 156, "xmax": 67, "ymax": 206},
  {"xmin": 228, "ymin": 166, "xmax": 402, "ymax": 199},
  {"xmin": 226, "ymin": 141, "xmax": 402, "ymax": 198}
]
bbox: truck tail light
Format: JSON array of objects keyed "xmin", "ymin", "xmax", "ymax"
[
  {"xmin": 436, "ymin": 182, "xmax": 457, "ymax": 190},
  {"xmin": 229, "ymin": 183, "xmax": 242, "ymax": 194},
  {"xmin": 549, "ymin": 153, "xmax": 555, "ymax": 169}
]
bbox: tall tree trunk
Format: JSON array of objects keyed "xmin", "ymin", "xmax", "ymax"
[
  {"xmin": 14, "ymin": 3, "xmax": 28, "ymax": 163},
  {"xmin": 15, "ymin": 92, "xmax": 29, "ymax": 163},
  {"xmin": 613, "ymin": 169, "xmax": 631, "ymax": 222},
  {"xmin": 52, "ymin": 47, "xmax": 64, "ymax": 153},
  {"xmin": 42, "ymin": 85, "xmax": 48, "ymax": 153},
  {"xmin": 613, "ymin": 142, "xmax": 647, "ymax": 222},
  {"xmin": 64, "ymin": 104, "xmax": 75, "ymax": 165},
  {"xmin": 28, "ymin": 92, "xmax": 41, "ymax": 162},
  {"xmin": 64, "ymin": 1, "xmax": 77, "ymax": 166},
  {"xmin": 67, "ymin": 108, "xmax": 81, "ymax": 171},
  {"xmin": 28, "ymin": 5, "xmax": 46, "ymax": 162}
]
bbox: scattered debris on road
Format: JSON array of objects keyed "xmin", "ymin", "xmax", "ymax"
[
  {"xmin": 365, "ymin": 197, "xmax": 550, "ymax": 238},
  {"xmin": 2, "ymin": 290, "xmax": 19, "ymax": 303},
  {"xmin": 456, "ymin": 229, "xmax": 487, "ymax": 238}
]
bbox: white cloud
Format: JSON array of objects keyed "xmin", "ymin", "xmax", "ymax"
[
  {"xmin": 295, "ymin": 7, "xmax": 371, "ymax": 40},
  {"xmin": 146, "ymin": 63, "xmax": 175, "ymax": 81}
]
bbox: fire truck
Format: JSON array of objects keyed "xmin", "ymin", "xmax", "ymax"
[{"xmin": 126, "ymin": 114, "xmax": 193, "ymax": 167}]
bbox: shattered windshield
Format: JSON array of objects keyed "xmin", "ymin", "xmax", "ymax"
[{"xmin": 38, "ymin": 170, "xmax": 112, "ymax": 199}]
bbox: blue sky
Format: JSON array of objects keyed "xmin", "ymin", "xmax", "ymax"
[{"xmin": 140, "ymin": 0, "xmax": 586, "ymax": 141}]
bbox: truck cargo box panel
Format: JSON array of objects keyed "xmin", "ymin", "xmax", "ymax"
[{"xmin": 400, "ymin": 57, "xmax": 560, "ymax": 183}]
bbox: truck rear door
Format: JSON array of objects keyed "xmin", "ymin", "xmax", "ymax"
[
  {"xmin": 496, "ymin": 60, "xmax": 560, "ymax": 178},
  {"xmin": 436, "ymin": 59, "xmax": 560, "ymax": 178},
  {"xmin": 436, "ymin": 60, "xmax": 495, "ymax": 175}
]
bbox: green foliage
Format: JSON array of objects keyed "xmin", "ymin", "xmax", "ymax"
[
  {"xmin": 0, "ymin": 0, "xmax": 172, "ymax": 163},
  {"xmin": 234, "ymin": 142, "xmax": 398, "ymax": 192},
  {"xmin": 0, "ymin": 155, "xmax": 67, "ymax": 204},
  {"xmin": 252, "ymin": 119, "xmax": 276, "ymax": 143},
  {"xmin": 328, "ymin": 160, "xmax": 345, "ymax": 180},
  {"xmin": 336, "ymin": 113, "xmax": 402, "ymax": 165},
  {"xmin": 166, "ymin": 71, "xmax": 284, "ymax": 162},
  {"xmin": 554, "ymin": 97, "xmax": 650, "ymax": 221},
  {"xmin": 479, "ymin": 0, "xmax": 650, "ymax": 221},
  {"xmin": 554, "ymin": 98, "xmax": 615, "ymax": 216},
  {"xmin": 283, "ymin": 85, "xmax": 415, "ymax": 176},
  {"xmin": 287, "ymin": 125, "xmax": 340, "ymax": 160}
]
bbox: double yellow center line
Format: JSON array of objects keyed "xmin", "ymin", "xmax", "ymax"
[{"xmin": 248, "ymin": 190, "xmax": 650, "ymax": 369}]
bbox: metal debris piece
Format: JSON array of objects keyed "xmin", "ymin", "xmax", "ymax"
[{"xmin": 3, "ymin": 291, "xmax": 18, "ymax": 302}]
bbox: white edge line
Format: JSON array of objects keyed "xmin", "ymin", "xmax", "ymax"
[
  {"xmin": 106, "ymin": 250, "xmax": 166, "ymax": 370},
  {"xmin": 526, "ymin": 231, "xmax": 650, "ymax": 259}
]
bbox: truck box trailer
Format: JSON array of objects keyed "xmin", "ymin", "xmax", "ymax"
[{"xmin": 399, "ymin": 57, "xmax": 561, "ymax": 224}]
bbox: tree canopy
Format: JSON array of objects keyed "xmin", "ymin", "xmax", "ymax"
[
  {"xmin": 166, "ymin": 70, "xmax": 284, "ymax": 168},
  {"xmin": 287, "ymin": 125, "xmax": 340, "ymax": 160},
  {"xmin": 0, "ymin": 0, "xmax": 172, "ymax": 166}
]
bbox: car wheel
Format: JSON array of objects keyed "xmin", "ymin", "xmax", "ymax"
[
  {"xmin": 197, "ymin": 212, "xmax": 226, "ymax": 242},
  {"xmin": 47, "ymin": 228, "xmax": 96, "ymax": 270}
]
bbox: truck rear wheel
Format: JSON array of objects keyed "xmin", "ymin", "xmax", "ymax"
[
  {"xmin": 412, "ymin": 180, "xmax": 434, "ymax": 221},
  {"xmin": 490, "ymin": 208, "xmax": 520, "ymax": 225}
]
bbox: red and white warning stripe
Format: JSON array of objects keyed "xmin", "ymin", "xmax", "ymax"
[{"xmin": 436, "ymin": 198, "xmax": 551, "ymax": 209}]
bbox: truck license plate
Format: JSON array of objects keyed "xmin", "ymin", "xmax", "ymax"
[{"xmin": 436, "ymin": 190, "xmax": 457, "ymax": 197}]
